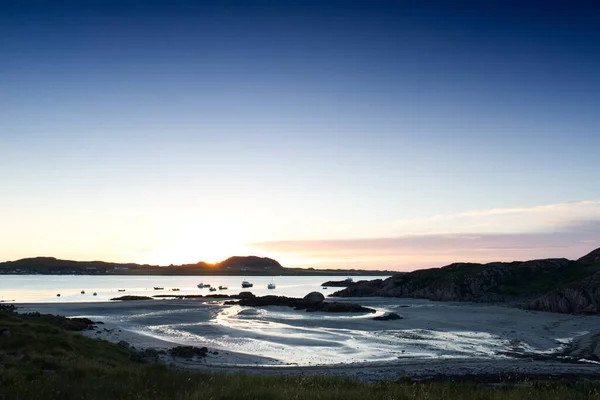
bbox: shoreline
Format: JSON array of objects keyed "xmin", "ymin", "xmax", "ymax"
[{"xmin": 14, "ymin": 298, "xmax": 600, "ymax": 381}]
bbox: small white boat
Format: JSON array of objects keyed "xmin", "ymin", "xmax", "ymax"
[
  {"xmin": 209, "ymin": 287, "xmax": 217, "ymax": 292},
  {"xmin": 241, "ymin": 280, "xmax": 253, "ymax": 288},
  {"xmin": 267, "ymin": 282, "xmax": 276, "ymax": 290}
]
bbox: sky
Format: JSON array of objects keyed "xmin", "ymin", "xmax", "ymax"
[{"xmin": 1, "ymin": 0, "xmax": 599, "ymax": 270}]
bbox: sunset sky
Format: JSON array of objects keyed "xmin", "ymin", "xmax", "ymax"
[{"xmin": 1, "ymin": 1, "xmax": 599, "ymax": 270}]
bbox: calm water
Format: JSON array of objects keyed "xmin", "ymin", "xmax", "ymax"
[{"xmin": 0, "ymin": 275, "xmax": 387, "ymax": 303}]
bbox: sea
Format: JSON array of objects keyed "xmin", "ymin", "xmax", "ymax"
[{"xmin": 0, "ymin": 275, "xmax": 387, "ymax": 303}]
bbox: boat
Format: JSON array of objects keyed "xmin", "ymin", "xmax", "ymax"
[
  {"xmin": 241, "ymin": 280, "xmax": 253, "ymax": 288},
  {"xmin": 209, "ymin": 287, "xmax": 217, "ymax": 292},
  {"xmin": 56, "ymin": 294, "xmax": 61, "ymax": 297},
  {"xmin": 344, "ymin": 277, "xmax": 354, "ymax": 283},
  {"xmin": 118, "ymin": 289, "xmax": 126, "ymax": 292},
  {"xmin": 267, "ymin": 282, "xmax": 276, "ymax": 290},
  {"xmin": 154, "ymin": 287, "xmax": 164, "ymax": 290},
  {"xmin": 218, "ymin": 285, "xmax": 228, "ymax": 290},
  {"xmin": 322, "ymin": 287, "xmax": 328, "ymax": 289},
  {"xmin": 93, "ymin": 292, "xmax": 97, "ymax": 296},
  {"xmin": 197, "ymin": 283, "xmax": 211, "ymax": 288},
  {"xmin": 171, "ymin": 288, "xmax": 180, "ymax": 291},
  {"xmin": 81, "ymin": 290, "xmax": 85, "ymax": 294}
]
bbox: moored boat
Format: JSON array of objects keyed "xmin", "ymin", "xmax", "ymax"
[{"xmin": 241, "ymin": 280, "xmax": 253, "ymax": 288}]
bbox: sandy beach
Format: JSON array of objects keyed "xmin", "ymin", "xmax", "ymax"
[{"xmin": 15, "ymin": 297, "xmax": 600, "ymax": 380}]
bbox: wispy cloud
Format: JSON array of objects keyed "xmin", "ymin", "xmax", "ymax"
[
  {"xmin": 250, "ymin": 216, "xmax": 600, "ymax": 271},
  {"xmin": 384, "ymin": 199, "xmax": 600, "ymax": 235}
]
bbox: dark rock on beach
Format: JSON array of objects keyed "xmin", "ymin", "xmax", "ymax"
[
  {"xmin": 373, "ymin": 312, "xmax": 403, "ymax": 321},
  {"xmin": 232, "ymin": 292, "xmax": 375, "ymax": 313},
  {"xmin": 303, "ymin": 291, "xmax": 325, "ymax": 306},
  {"xmin": 169, "ymin": 346, "xmax": 209, "ymax": 358},
  {"xmin": 110, "ymin": 295, "xmax": 153, "ymax": 301}
]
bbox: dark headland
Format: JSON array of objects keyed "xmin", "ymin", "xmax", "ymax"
[
  {"xmin": 331, "ymin": 247, "xmax": 600, "ymax": 315},
  {"xmin": 0, "ymin": 255, "xmax": 392, "ymax": 276}
]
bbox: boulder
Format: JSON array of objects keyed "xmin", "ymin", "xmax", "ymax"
[
  {"xmin": 238, "ymin": 292, "xmax": 256, "ymax": 299},
  {"xmin": 303, "ymin": 292, "xmax": 325, "ymax": 306},
  {"xmin": 118, "ymin": 341, "xmax": 130, "ymax": 349},
  {"xmin": 169, "ymin": 346, "xmax": 208, "ymax": 358},
  {"xmin": 373, "ymin": 312, "xmax": 403, "ymax": 321}
]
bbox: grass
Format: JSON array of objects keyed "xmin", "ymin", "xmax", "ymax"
[{"xmin": 2, "ymin": 308, "xmax": 600, "ymax": 400}]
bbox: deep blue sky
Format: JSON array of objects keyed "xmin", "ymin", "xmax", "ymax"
[{"xmin": 1, "ymin": 1, "xmax": 599, "ymax": 268}]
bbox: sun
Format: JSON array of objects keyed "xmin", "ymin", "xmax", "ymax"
[{"xmin": 139, "ymin": 229, "xmax": 254, "ymax": 266}]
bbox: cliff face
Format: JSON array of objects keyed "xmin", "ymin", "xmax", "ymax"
[
  {"xmin": 525, "ymin": 271, "xmax": 600, "ymax": 314},
  {"xmin": 332, "ymin": 248, "xmax": 600, "ymax": 315}
]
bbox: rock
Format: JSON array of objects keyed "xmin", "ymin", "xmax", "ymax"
[
  {"xmin": 578, "ymin": 247, "xmax": 600, "ymax": 264},
  {"xmin": 233, "ymin": 293, "xmax": 375, "ymax": 313},
  {"xmin": 303, "ymin": 302, "xmax": 376, "ymax": 313},
  {"xmin": 321, "ymin": 280, "xmax": 355, "ymax": 287},
  {"xmin": 373, "ymin": 312, "xmax": 403, "ymax": 321},
  {"xmin": 303, "ymin": 292, "xmax": 325, "ymax": 306},
  {"xmin": 168, "ymin": 346, "xmax": 208, "ymax": 358},
  {"xmin": 0, "ymin": 304, "xmax": 16, "ymax": 313},
  {"xmin": 118, "ymin": 341, "xmax": 130, "ymax": 349},
  {"xmin": 0, "ymin": 328, "xmax": 11, "ymax": 337},
  {"xmin": 110, "ymin": 295, "xmax": 153, "ymax": 301},
  {"xmin": 238, "ymin": 295, "xmax": 299, "ymax": 308},
  {"xmin": 238, "ymin": 292, "xmax": 256, "ymax": 299},
  {"xmin": 140, "ymin": 348, "xmax": 159, "ymax": 360},
  {"xmin": 329, "ymin": 252, "xmax": 600, "ymax": 316}
]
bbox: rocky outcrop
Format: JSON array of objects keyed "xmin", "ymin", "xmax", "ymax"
[
  {"xmin": 525, "ymin": 272, "xmax": 600, "ymax": 314},
  {"xmin": 169, "ymin": 346, "xmax": 208, "ymax": 358},
  {"xmin": 321, "ymin": 280, "xmax": 356, "ymax": 287},
  {"xmin": 566, "ymin": 332, "xmax": 600, "ymax": 361},
  {"xmin": 331, "ymin": 248, "xmax": 600, "ymax": 315},
  {"xmin": 227, "ymin": 293, "xmax": 375, "ymax": 314},
  {"xmin": 373, "ymin": 312, "xmax": 403, "ymax": 321},
  {"xmin": 579, "ymin": 247, "xmax": 600, "ymax": 264},
  {"xmin": 110, "ymin": 295, "xmax": 153, "ymax": 301}
]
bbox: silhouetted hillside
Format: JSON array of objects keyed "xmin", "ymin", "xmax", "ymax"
[
  {"xmin": 0, "ymin": 256, "xmax": 390, "ymax": 276},
  {"xmin": 332, "ymin": 248, "xmax": 600, "ymax": 315}
]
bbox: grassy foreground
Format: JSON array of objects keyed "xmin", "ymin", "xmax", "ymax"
[{"xmin": 1, "ymin": 307, "xmax": 600, "ymax": 400}]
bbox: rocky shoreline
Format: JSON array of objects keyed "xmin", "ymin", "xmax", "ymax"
[{"xmin": 331, "ymin": 247, "xmax": 600, "ymax": 315}]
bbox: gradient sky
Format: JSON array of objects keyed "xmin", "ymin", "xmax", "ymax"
[{"xmin": 1, "ymin": 0, "xmax": 599, "ymax": 269}]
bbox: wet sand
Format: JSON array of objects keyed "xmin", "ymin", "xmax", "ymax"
[{"xmin": 15, "ymin": 297, "xmax": 600, "ymax": 380}]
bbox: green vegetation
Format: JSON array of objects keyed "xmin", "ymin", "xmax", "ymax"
[{"xmin": 2, "ymin": 307, "xmax": 600, "ymax": 399}]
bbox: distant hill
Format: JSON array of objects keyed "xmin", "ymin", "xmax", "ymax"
[
  {"xmin": 0, "ymin": 256, "xmax": 391, "ymax": 276},
  {"xmin": 331, "ymin": 247, "xmax": 600, "ymax": 315}
]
